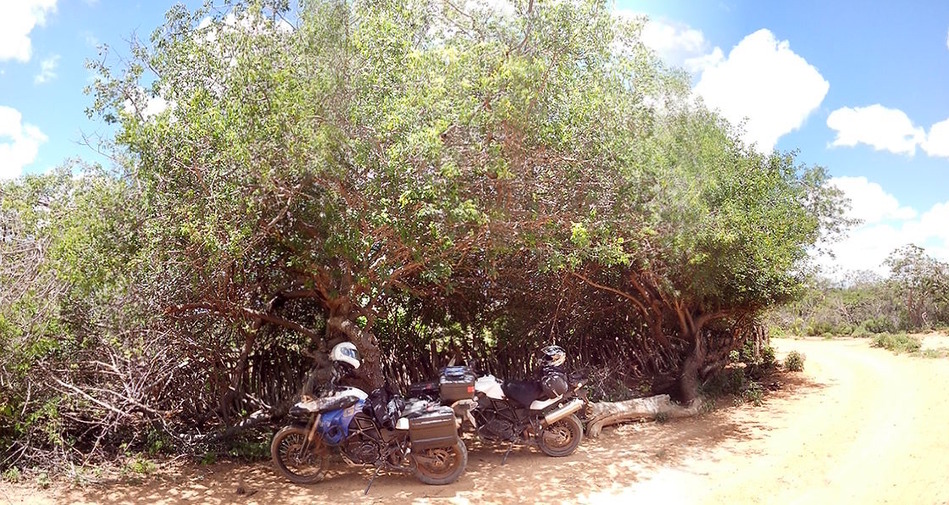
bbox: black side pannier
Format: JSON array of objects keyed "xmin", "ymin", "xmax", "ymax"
[{"xmin": 408, "ymin": 406, "xmax": 457, "ymax": 450}]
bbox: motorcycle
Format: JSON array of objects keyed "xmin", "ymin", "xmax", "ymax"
[
  {"xmin": 412, "ymin": 347, "xmax": 589, "ymax": 460},
  {"xmin": 271, "ymin": 343, "xmax": 468, "ymax": 489}
]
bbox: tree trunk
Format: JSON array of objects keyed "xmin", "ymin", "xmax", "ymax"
[
  {"xmin": 676, "ymin": 326, "xmax": 707, "ymax": 405},
  {"xmin": 585, "ymin": 394, "xmax": 703, "ymax": 437},
  {"xmin": 220, "ymin": 326, "xmax": 257, "ymax": 421}
]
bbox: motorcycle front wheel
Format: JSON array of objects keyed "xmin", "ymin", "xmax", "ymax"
[
  {"xmin": 271, "ymin": 425, "xmax": 329, "ymax": 485},
  {"xmin": 413, "ymin": 440, "xmax": 468, "ymax": 485},
  {"xmin": 538, "ymin": 414, "xmax": 583, "ymax": 457}
]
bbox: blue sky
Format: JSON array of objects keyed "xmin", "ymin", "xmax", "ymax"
[
  {"xmin": 2, "ymin": 0, "xmax": 948, "ymax": 276},
  {"xmin": 621, "ymin": 0, "xmax": 949, "ymax": 276}
]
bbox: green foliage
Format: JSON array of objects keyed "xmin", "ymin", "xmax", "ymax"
[
  {"xmin": 2, "ymin": 466, "xmax": 21, "ymax": 483},
  {"xmin": 740, "ymin": 381, "xmax": 765, "ymax": 407},
  {"xmin": 1, "ymin": 0, "xmax": 852, "ymax": 467},
  {"xmin": 920, "ymin": 348, "xmax": 949, "ymax": 359},
  {"xmin": 146, "ymin": 429, "xmax": 171, "ymax": 456},
  {"xmin": 784, "ymin": 351, "xmax": 806, "ymax": 372},
  {"xmin": 224, "ymin": 433, "xmax": 271, "ymax": 461},
  {"xmin": 769, "ymin": 246, "xmax": 949, "ymax": 338},
  {"xmin": 871, "ymin": 333, "xmax": 922, "ymax": 354},
  {"xmin": 861, "ymin": 317, "xmax": 897, "ymax": 335},
  {"xmin": 761, "ymin": 345, "xmax": 777, "ymax": 368},
  {"xmin": 702, "ymin": 367, "xmax": 747, "ymax": 397},
  {"xmin": 123, "ymin": 456, "xmax": 156, "ymax": 476},
  {"xmin": 886, "ymin": 245, "xmax": 949, "ymax": 330},
  {"xmin": 701, "ymin": 366, "xmax": 767, "ymax": 407}
]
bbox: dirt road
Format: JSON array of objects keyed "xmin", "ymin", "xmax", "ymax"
[{"xmin": 4, "ymin": 337, "xmax": 949, "ymax": 504}]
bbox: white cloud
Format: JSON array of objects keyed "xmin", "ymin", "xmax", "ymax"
[
  {"xmin": 828, "ymin": 107, "xmax": 949, "ymax": 159},
  {"xmin": 819, "ymin": 177, "xmax": 949, "ymax": 277},
  {"xmin": 826, "ymin": 104, "xmax": 926, "ymax": 155},
  {"xmin": 0, "ymin": 0, "xmax": 57, "ymax": 63},
  {"xmin": 33, "ymin": 54, "xmax": 59, "ymax": 84},
  {"xmin": 475, "ymin": 0, "xmax": 516, "ymax": 17},
  {"xmin": 822, "ymin": 223, "xmax": 905, "ymax": 276},
  {"xmin": 639, "ymin": 18, "xmax": 708, "ymax": 64},
  {"xmin": 123, "ymin": 87, "xmax": 170, "ymax": 119},
  {"xmin": 198, "ymin": 11, "xmax": 294, "ymax": 41},
  {"xmin": 906, "ymin": 202, "xmax": 949, "ymax": 243},
  {"xmin": 693, "ymin": 29, "xmax": 829, "ymax": 154},
  {"xmin": 922, "ymin": 117, "xmax": 949, "ymax": 158},
  {"xmin": 830, "ymin": 176, "xmax": 917, "ymax": 224},
  {"xmin": 83, "ymin": 31, "xmax": 99, "ymax": 48},
  {"xmin": 625, "ymin": 15, "xmax": 725, "ymax": 74},
  {"xmin": 684, "ymin": 47, "xmax": 724, "ymax": 73},
  {"xmin": 142, "ymin": 96, "xmax": 170, "ymax": 118},
  {"xmin": 0, "ymin": 106, "xmax": 48, "ymax": 179}
]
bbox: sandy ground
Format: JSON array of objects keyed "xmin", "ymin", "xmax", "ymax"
[{"xmin": 3, "ymin": 336, "xmax": 949, "ymax": 505}]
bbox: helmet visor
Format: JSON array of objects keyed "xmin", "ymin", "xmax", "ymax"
[{"xmin": 341, "ymin": 346, "xmax": 359, "ymax": 361}]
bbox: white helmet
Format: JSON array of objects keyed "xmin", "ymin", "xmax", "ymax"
[
  {"xmin": 538, "ymin": 345, "xmax": 566, "ymax": 368},
  {"xmin": 330, "ymin": 342, "xmax": 360, "ymax": 370}
]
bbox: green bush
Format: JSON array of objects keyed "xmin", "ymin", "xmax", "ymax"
[
  {"xmin": 806, "ymin": 321, "xmax": 834, "ymax": 337},
  {"xmin": 851, "ymin": 325, "xmax": 872, "ymax": 338},
  {"xmin": 740, "ymin": 382, "xmax": 764, "ymax": 407},
  {"xmin": 920, "ymin": 349, "xmax": 949, "ymax": 359},
  {"xmin": 784, "ymin": 351, "xmax": 805, "ymax": 371},
  {"xmin": 702, "ymin": 367, "xmax": 747, "ymax": 397},
  {"xmin": 761, "ymin": 345, "xmax": 777, "ymax": 368},
  {"xmin": 227, "ymin": 436, "xmax": 271, "ymax": 461},
  {"xmin": 768, "ymin": 325, "xmax": 788, "ymax": 338},
  {"xmin": 862, "ymin": 317, "xmax": 897, "ymax": 334},
  {"xmin": 791, "ymin": 318, "xmax": 805, "ymax": 336},
  {"xmin": 836, "ymin": 323, "xmax": 854, "ymax": 336},
  {"xmin": 123, "ymin": 456, "xmax": 156, "ymax": 475},
  {"xmin": 871, "ymin": 333, "xmax": 922, "ymax": 354},
  {"xmin": 2, "ymin": 466, "xmax": 21, "ymax": 483}
]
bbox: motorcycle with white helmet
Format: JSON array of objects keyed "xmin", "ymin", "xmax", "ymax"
[
  {"xmin": 414, "ymin": 345, "xmax": 588, "ymax": 460},
  {"xmin": 271, "ymin": 342, "xmax": 468, "ymax": 490}
]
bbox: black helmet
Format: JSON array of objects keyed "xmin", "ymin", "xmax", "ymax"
[{"xmin": 538, "ymin": 345, "xmax": 566, "ymax": 368}]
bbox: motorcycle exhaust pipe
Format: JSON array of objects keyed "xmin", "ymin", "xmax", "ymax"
[{"xmin": 543, "ymin": 398, "xmax": 584, "ymax": 425}]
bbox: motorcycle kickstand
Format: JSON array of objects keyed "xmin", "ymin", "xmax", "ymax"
[
  {"xmin": 364, "ymin": 464, "xmax": 383, "ymax": 495},
  {"xmin": 500, "ymin": 441, "xmax": 515, "ymax": 466}
]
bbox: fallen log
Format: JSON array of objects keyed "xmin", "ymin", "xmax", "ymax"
[{"xmin": 585, "ymin": 394, "xmax": 703, "ymax": 437}]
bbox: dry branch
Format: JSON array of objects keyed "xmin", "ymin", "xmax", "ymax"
[{"xmin": 585, "ymin": 394, "xmax": 703, "ymax": 437}]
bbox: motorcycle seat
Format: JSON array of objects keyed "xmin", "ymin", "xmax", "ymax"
[
  {"xmin": 501, "ymin": 379, "xmax": 544, "ymax": 408},
  {"xmin": 290, "ymin": 395, "xmax": 359, "ymax": 415}
]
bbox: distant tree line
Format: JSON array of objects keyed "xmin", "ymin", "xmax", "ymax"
[
  {"xmin": 0, "ymin": 0, "xmax": 847, "ymax": 470},
  {"xmin": 768, "ymin": 245, "xmax": 949, "ymax": 336}
]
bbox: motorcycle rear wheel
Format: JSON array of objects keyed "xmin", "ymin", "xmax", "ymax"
[
  {"xmin": 413, "ymin": 441, "xmax": 468, "ymax": 485},
  {"xmin": 271, "ymin": 425, "xmax": 329, "ymax": 485},
  {"xmin": 538, "ymin": 414, "xmax": 583, "ymax": 457}
]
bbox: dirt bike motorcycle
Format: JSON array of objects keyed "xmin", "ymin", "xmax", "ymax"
[
  {"xmin": 271, "ymin": 342, "xmax": 468, "ymax": 490},
  {"xmin": 412, "ymin": 345, "xmax": 588, "ymax": 460}
]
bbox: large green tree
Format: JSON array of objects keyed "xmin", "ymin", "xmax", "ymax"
[
  {"xmin": 87, "ymin": 0, "xmax": 846, "ymax": 401},
  {"xmin": 2, "ymin": 0, "xmax": 850, "ymax": 467},
  {"xmin": 885, "ymin": 244, "xmax": 949, "ymax": 330}
]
